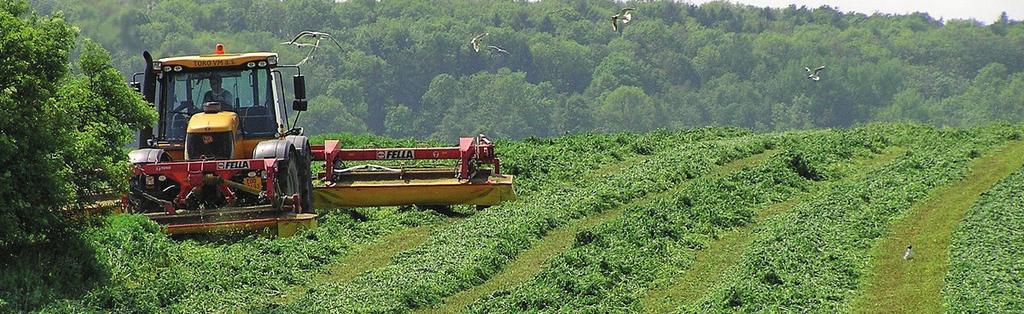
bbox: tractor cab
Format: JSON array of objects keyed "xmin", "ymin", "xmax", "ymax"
[{"xmin": 144, "ymin": 46, "xmax": 303, "ymax": 161}]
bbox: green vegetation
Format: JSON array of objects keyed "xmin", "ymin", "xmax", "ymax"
[
  {"xmin": 465, "ymin": 127, "xmax": 889, "ymax": 312},
  {"xmin": 29, "ymin": 0, "xmax": 1024, "ymax": 139},
  {"xmin": 0, "ymin": 2, "xmax": 155, "ymax": 307},
  {"xmin": 1, "ymin": 0, "xmax": 154, "ymax": 251},
  {"xmin": 278, "ymin": 133, "xmax": 772, "ymax": 312},
  {"xmin": 5, "ymin": 127, "xmax": 741, "ymax": 312},
  {"xmin": 5, "ymin": 1, "xmax": 1024, "ymax": 313},
  {"xmin": 944, "ymin": 167, "xmax": 1024, "ymax": 312},
  {"xmin": 689, "ymin": 125, "xmax": 1018, "ymax": 312},
  {"xmin": 853, "ymin": 140, "xmax": 1024, "ymax": 313},
  {"xmin": 427, "ymin": 149, "xmax": 779, "ymax": 314}
]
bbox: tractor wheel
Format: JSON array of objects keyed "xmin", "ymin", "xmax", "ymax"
[
  {"xmin": 126, "ymin": 148, "xmax": 171, "ymax": 213},
  {"xmin": 254, "ymin": 140, "xmax": 311, "ymax": 212},
  {"xmin": 286, "ymin": 136, "xmax": 315, "ymax": 213},
  {"xmin": 280, "ymin": 149, "xmax": 305, "ymax": 212}
]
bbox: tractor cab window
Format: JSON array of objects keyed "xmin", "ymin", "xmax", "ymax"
[{"xmin": 161, "ymin": 68, "xmax": 277, "ymax": 140}]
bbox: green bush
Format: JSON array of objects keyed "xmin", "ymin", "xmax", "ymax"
[{"xmin": 0, "ymin": 0, "xmax": 154, "ymax": 252}]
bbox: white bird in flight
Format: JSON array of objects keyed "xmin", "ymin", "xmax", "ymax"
[
  {"xmin": 611, "ymin": 8, "xmax": 635, "ymax": 32},
  {"xmin": 805, "ymin": 65, "xmax": 826, "ymax": 81},
  {"xmin": 486, "ymin": 45, "xmax": 510, "ymax": 56},
  {"xmin": 470, "ymin": 32, "xmax": 489, "ymax": 53},
  {"xmin": 280, "ymin": 31, "xmax": 345, "ymax": 66}
]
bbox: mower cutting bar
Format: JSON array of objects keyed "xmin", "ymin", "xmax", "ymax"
[{"xmin": 310, "ymin": 135, "xmax": 502, "ymax": 181}]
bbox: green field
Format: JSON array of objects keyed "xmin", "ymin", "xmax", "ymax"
[{"xmin": 4, "ymin": 124, "xmax": 1024, "ymax": 313}]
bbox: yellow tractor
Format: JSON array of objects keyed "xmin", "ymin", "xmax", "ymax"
[{"xmin": 124, "ymin": 43, "xmax": 514, "ymax": 236}]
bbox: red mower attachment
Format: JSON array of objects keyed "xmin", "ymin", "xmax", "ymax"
[
  {"xmin": 123, "ymin": 137, "xmax": 317, "ymax": 236},
  {"xmin": 310, "ymin": 134, "xmax": 516, "ymax": 208}
]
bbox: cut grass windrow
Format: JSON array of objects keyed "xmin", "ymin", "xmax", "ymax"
[
  {"xmin": 268, "ymin": 129, "xmax": 749, "ymax": 309},
  {"xmin": 419, "ymin": 150, "xmax": 779, "ymax": 314},
  {"xmin": 278, "ymin": 135, "xmax": 774, "ymax": 313},
  {"xmin": 852, "ymin": 140, "xmax": 1024, "ymax": 313},
  {"xmin": 467, "ymin": 128, "xmax": 894, "ymax": 313},
  {"xmin": 943, "ymin": 166, "xmax": 1024, "ymax": 313},
  {"xmin": 275, "ymin": 218, "xmax": 460, "ymax": 305},
  {"xmin": 689, "ymin": 125, "xmax": 1018, "ymax": 313},
  {"xmin": 641, "ymin": 146, "xmax": 907, "ymax": 313}
]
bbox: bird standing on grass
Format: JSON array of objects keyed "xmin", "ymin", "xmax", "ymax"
[
  {"xmin": 611, "ymin": 8, "xmax": 635, "ymax": 32},
  {"xmin": 470, "ymin": 32, "xmax": 489, "ymax": 53},
  {"xmin": 903, "ymin": 245, "xmax": 913, "ymax": 260},
  {"xmin": 805, "ymin": 65, "xmax": 826, "ymax": 81}
]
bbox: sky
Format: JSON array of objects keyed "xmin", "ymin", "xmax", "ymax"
[{"xmin": 682, "ymin": 0, "xmax": 1023, "ymax": 24}]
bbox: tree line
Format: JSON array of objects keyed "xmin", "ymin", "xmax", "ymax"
[{"xmin": 30, "ymin": 0, "xmax": 1024, "ymax": 141}]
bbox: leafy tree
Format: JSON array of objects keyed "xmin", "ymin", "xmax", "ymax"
[
  {"xmin": 304, "ymin": 96, "xmax": 369, "ymax": 135},
  {"xmin": 595, "ymin": 85, "xmax": 659, "ymax": 132},
  {"xmin": 1, "ymin": 1, "xmax": 154, "ymax": 251}
]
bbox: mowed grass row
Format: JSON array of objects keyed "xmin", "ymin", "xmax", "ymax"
[
  {"xmin": 465, "ymin": 127, "xmax": 893, "ymax": 313},
  {"xmin": 26, "ymin": 129, "xmax": 745, "ymax": 312},
  {"xmin": 275, "ymin": 135, "xmax": 776, "ymax": 312},
  {"xmin": 426, "ymin": 149, "xmax": 780, "ymax": 314},
  {"xmin": 852, "ymin": 140, "xmax": 1024, "ymax": 313},
  {"xmin": 943, "ymin": 167, "xmax": 1024, "ymax": 313},
  {"xmin": 688, "ymin": 124, "xmax": 1020, "ymax": 313}
]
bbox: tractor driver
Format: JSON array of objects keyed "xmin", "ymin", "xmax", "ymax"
[{"xmin": 203, "ymin": 74, "xmax": 234, "ymax": 109}]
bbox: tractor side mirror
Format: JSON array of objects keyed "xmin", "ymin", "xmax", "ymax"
[
  {"xmin": 293, "ymin": 74, "xmax": 306, "ymax": 99},
  {"xmin": 130, "ymin": 72, "xmax": 144, "ymax": 94},
  {"xmin": 292, "ymin": 74, "xmax": 307, "ymax": 111},
  {"xmin": 292, "ymin": 99, "xmax": 308, "ymax": 112}
]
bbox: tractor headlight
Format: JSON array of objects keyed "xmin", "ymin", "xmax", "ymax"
[
  {"xmin": 258, "ymin": 61, "xmax": 267, "ymax": 67},
  {"xmin": 173, "ymin": 65, "xmax": 183, "ymax": 72},
  {"xmin": 267, "ymin": 56, "xmax": 278, "ymax": 65},
  {"xmin": 162, "ymin": 66, "xmax": 172, "ymax": 72},
  {"xmin": 152, "ymin": 61, "xmax": 161, "ymax": 71},
  {"xmin": 145, "ymin": 175, "xmax": 155, "ymax": 186},
  {"xmin": 246, "ymin": 62, "xmax": 256, "ymax": 68},
  {"xmin": 158, "ymin": 175, "xmax": 167, "ymax": 182}
]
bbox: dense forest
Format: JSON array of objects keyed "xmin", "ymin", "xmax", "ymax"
[{"xmin": 30, "ymin": 0, "xmax": 1024, "ymax": 139}]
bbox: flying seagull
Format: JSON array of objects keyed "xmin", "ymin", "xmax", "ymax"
[
  {"xmin": 280, "ymin": 30, "xmax": 345, "ymax": 66},
  {"xmin": 903, "ymin": 245, "xmax": 913, "ymax": 260},
  {"xmin": 805, "ymin": 65, "xmax": 826, "ymax": 81},
  {"xmin": 611, "ymin": 8, "xmax": 635, "ymax": 32},
  {"xmin": 470, "ymin": 32, "xmax": 489, "ymax": 53},
  {"xmin": 486, "ymin": 45, "xmax": 510, "ymax": 56}
]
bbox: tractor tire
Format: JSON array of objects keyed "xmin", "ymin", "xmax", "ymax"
[
  {"xmin": 127, "ymin": 148, "xmax": 171, "ymax": 213},
  {"xmin": 253, "ymin": 140, "xmax": 312, "ymax": 212},
  {"xmin": 286, "ymin": 136, "xmax": 315, "ymax": 213}
]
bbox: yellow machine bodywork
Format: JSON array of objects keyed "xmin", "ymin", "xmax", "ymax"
[
  {"xmin": 312, "ymin": 168, "xmax": 515, "ymax": 208},
  {"xmin": 185, "ymin": 111, "xmax": 267, "ymax": 159},
  {"xmin": 160, "ymin": 52, "xmax": 277, "ymax": 69}
]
